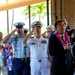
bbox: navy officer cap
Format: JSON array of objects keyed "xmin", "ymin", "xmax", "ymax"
[
  {"xmin": 31, "ymin": 21, "xmax": 43, "ymax": 28},
  {"xmin": 14, "ymin": 22, "xmax": 25, "ymax": 28}
]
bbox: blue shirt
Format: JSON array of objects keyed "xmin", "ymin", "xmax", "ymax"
[{"xmin": 7, "ymin": 34, "xmax": 30, "ymax": 58}]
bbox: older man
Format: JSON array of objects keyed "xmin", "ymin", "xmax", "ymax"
[
  {"xmin": 42, "ymin": 25, "xmax": 54, "ymax": 38},
  {"xmin": 23, "ymin": 21, "xmax": 50, "ymax": 75}
]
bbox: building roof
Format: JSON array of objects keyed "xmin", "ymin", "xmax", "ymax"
[{"xmin": 0, "ymin": 0, "xmax": 46, "ymax": 11}]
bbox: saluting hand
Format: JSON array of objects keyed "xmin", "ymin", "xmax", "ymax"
[
  {"xmin": 41, "ymin": 31, "xmax": 47, "ymax": 37},
  {"xmin": 23, "ymin": 29, "xmax": 34, "ymax": 44},
  {"xmin": 30, "ymin": 29, "xmax": 34, "ymax": 35},
  {"xmin": 10, "ymin": 29, "xmax": 17, "ymax": 35},
  {"xmin": 31, "ymin": 29, "xmax": 34, "ymax": 33}
]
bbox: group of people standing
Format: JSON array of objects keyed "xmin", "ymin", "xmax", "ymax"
[{"xmin": 0, "ymin": 18, "xmax": 75, "ymax": 75}]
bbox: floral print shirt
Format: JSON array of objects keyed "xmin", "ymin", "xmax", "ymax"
[{"xmin": 2, "ymin": 44, "xmax": 13, "ymax": 71}]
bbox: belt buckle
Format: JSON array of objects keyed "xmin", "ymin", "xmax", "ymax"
[
  {"xmin": 25, "ymin": 58, "xmax": 27, "ymax": 62},
  {"xmin": 21, "ymin": 58, "xmax": 27, "ymax": 62},
  {"xmin": 21, "ymin": 58, "xmax": 24, "ymax": 61},
  {"xmin": 38, "ymin": 60, "xmax": 41, "ymax": 62}
]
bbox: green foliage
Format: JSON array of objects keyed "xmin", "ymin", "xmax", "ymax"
[
  {"xmin": 22, "ymin": 7, "xmax": 29, "ymax": 19},
  {"xmin": 22, "ymin": 2, "xmax": 47, "ymax": 21}
]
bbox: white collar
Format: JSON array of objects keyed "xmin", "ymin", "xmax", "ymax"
[
  {"xmin": 34, "ymin": 36, "xmax": 43, "ymax": 40},
  {"xmin": 55, "ymin": 31, "xmax": 65, "ymax": 36}
]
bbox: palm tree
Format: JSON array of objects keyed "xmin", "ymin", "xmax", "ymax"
[
  {"xmin": 22, "ymin": 2, "xmax": 47, "ymax": 21},
  {"xmin": 22, "ymin": 6, "xmax": 29, "ymax": 20}
]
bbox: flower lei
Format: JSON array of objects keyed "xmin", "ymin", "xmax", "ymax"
[
  {"xmin": 2, "ymin": 44, "xmax": 13, "ymax": 71},
  {"xmin": 2, "ymin": 44, "xmax": 13, "ymax": 58},
  {"xmin": 55, "ymin": 32, "xmax": 69, "ymax": 45}
]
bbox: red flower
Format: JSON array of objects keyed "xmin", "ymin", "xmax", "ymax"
[{"xmin": 55, "ymin": 32, "xmax": 69, "ymax": 45}]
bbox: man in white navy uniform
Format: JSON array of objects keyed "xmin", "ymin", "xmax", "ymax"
[
  {"xmin": 2, "ymin": 22, "xmax": 30, "ymax": 75},
  {"xmin": 23, "ymin": 21, "xmax": 50, "ymax": 75}
]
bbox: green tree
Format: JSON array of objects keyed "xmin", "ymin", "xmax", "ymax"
[
  {"xmin": 22, "ymin": 2, "xmax": 47, "ymax": 21},
  {"xmin": 22, "ymin": 6, "xmax": 29, "ymax": 20}
]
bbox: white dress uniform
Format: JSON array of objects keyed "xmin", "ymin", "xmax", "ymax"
[{"xmin": 27, "ymin": 36, "xmax": 50, "ymax": 75}]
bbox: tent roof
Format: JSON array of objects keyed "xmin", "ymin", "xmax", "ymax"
[{"xmin": 0, "ymin": 0, "xmax": 46, "ymax": 11}]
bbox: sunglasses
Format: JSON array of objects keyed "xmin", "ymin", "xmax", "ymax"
[{"xmin": 47, "ymin": 31, "xmax": 52, "ymax": 32}]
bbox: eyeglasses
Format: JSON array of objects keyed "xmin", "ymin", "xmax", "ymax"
[{"xmin": 47, "ymin": 31, "xmax": 52, "ymax": 32}]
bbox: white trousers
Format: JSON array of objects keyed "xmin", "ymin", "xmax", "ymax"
[{"xmin": 30, "ymin": 58, "xmax": 50, "ymax": 75}]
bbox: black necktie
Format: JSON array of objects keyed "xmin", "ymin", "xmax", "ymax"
[{"xmin": 61, "ymin": 36, "xmax": 64, "ymax": 40}]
